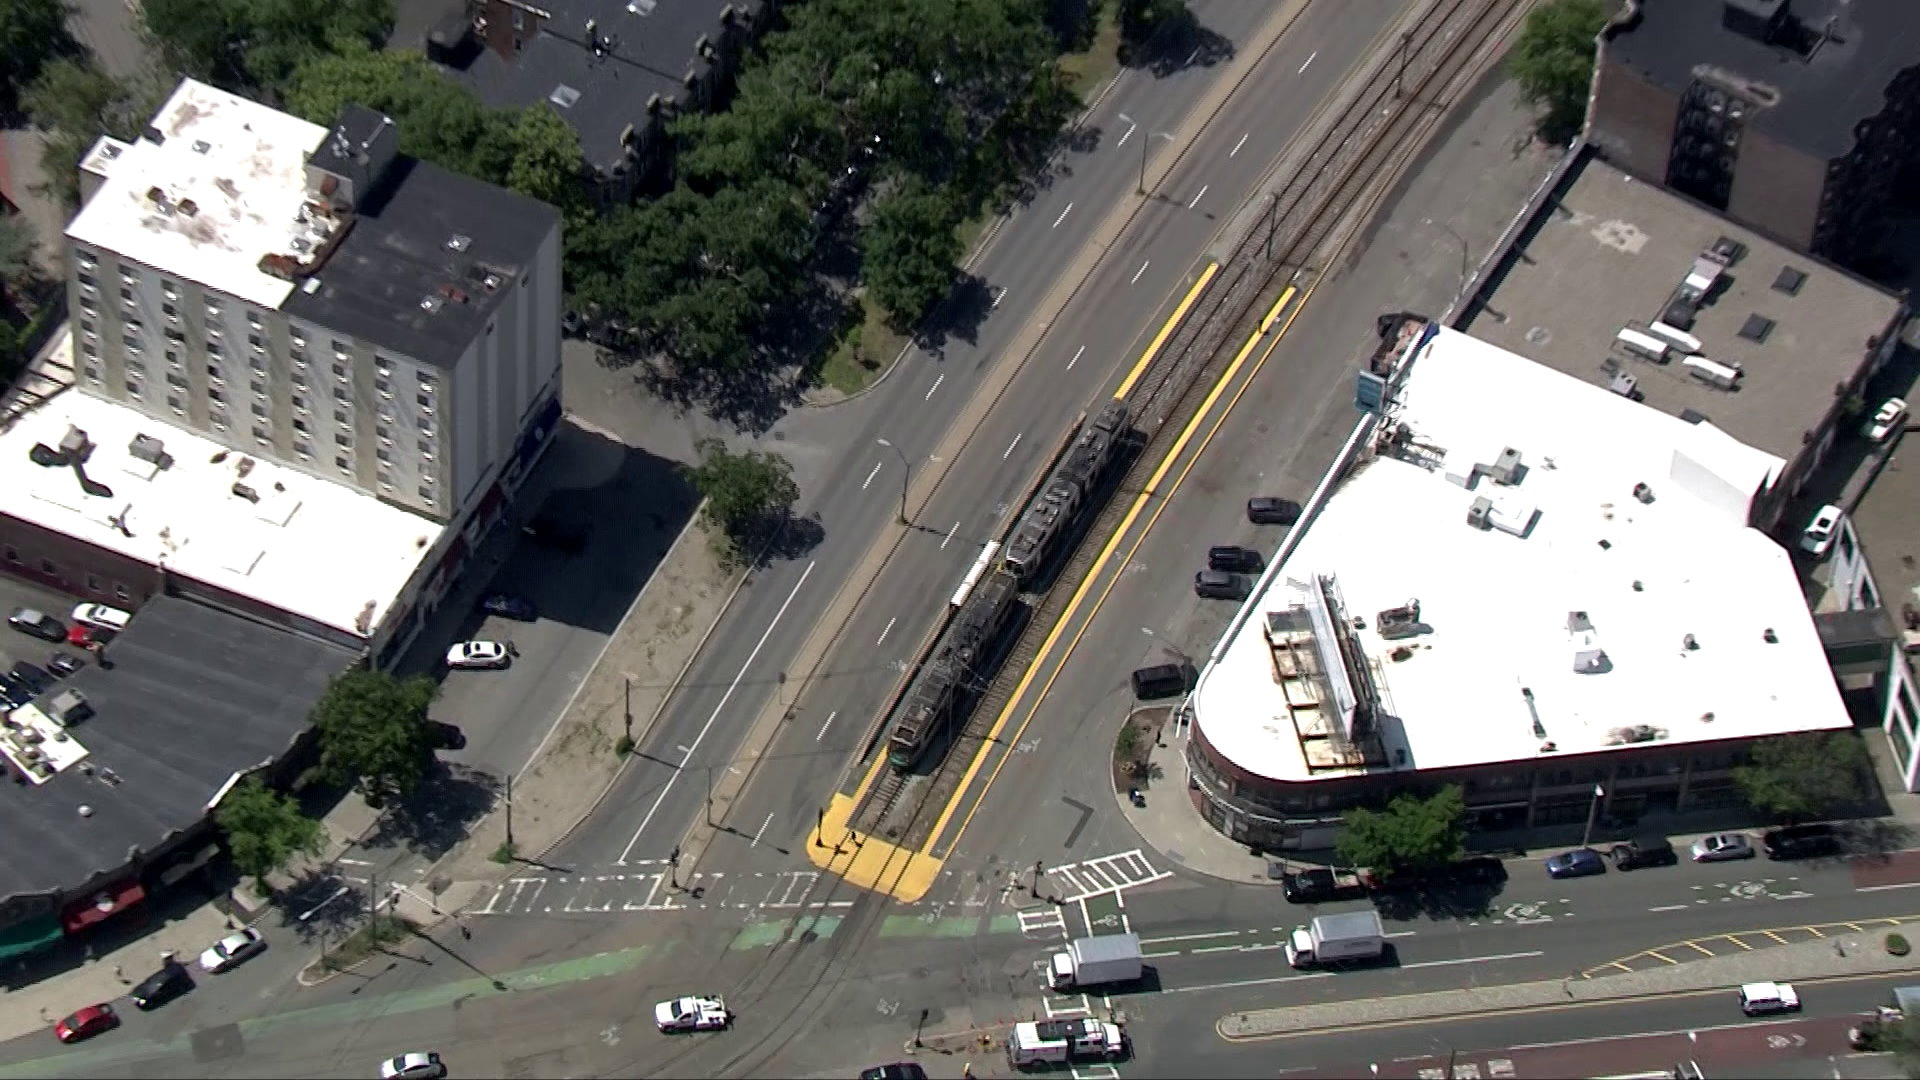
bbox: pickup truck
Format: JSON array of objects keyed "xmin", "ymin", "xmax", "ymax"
[{"xmin": 1280, "ymin": 868, "xmax": 1369, "ymax": 904}]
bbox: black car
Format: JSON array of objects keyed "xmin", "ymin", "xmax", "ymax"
[
  {"xmin": 1280, "ymin": 867, "xmax": 1369, "ymax": 904},
  {"xmin": 47, "ymin": 652, "xmax": 84, "ymax": 678},
  {"xmin": 8, "ymin": 662, "xmax": 53, "ymax": 695},
  {"xmin": 523, "ymin": 516, "xmax": 588, "ymax": 555},
  {"xmin": 859, "ymin": 1066, "xmax": 928, "ymax": 1080},
  {"xmin": 479, "ymin": 593, "xmax": 537, "ymax": 621},
  {"xmin": 7, "ymin": 608, "xmax": 65, "ymax": 643},
  {"xmin": 1130, "ymin": 663, "xmax": 1192, "ymax": 700},
  {"xmin": 427, "ymin": 721, "xmax": 467, "ymax": 751},
  {"xmin": 1763, "ymin": 823, "xmax": 1842, "ymax": 861},
  {"xmin": 1609, "ymin": 835, "xmax": 1678, "ymax": 871},
  {"xmin": 0, "ymin": 673, "xmax": 35, "ymax": 707},
  {"xmin": 1247, "ymin": 497, "xmax": 1303, "ymax": 526},
  {"xmin": 1194, "ymin": 570, "xmax": 1243, "ymax": 599},
  {"xmin": 130, "ymin": 961, "xmax": 194, "ymax": 1010},
  {"xmin": 1208, "ymin": 545, "xmax": 1263, "ymax": 573}
]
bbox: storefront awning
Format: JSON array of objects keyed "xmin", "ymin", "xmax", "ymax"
[
  {"xmin": 0, "ymin": 914, "xmax": 63, "ymax": 961},
  {"xmin": 61, "ymin": 880, "xmax": 146, "ymax": 935}
]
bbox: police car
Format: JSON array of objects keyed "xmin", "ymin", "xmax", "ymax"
[{"xmin": 654, "ymin": 995, "xmax": 731, "ymax": 1033}]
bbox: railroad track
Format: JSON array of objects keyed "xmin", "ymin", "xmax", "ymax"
[{"xmin": 842, "ymin": 0, "xmax": 1529, "ymax": 854}]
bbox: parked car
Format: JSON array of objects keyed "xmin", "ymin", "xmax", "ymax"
[
  {"xmin": 1738, "ymin": 980, "xmax": 1800, "ymax": 1016},
  {"xmin": 654, "ymin": 995, "xmax": 731, "ymax": 1032},
  {"xmin": 860, "ymin": 1066, "xmax": 930, "ymax": 1080},
  {"xmin": 1865, "ymin": 398, "xmax": 1909, "ymax": 442},
  {"xmin": 427, "ymin": 721, "xmax": 467, "ymax": 751},
  {"xmin": 70, "ymin": 604, "xmax": 131, "ymax": 633},
  {"xmin": 1280, "ymin": 867, "xmax": 1369, "ymax": 904},
  {"xmin": 379, "ymin": 1051, "xmax": 448, "ymax": 1079},
  {"xmin": 8, "ymin": 608, "xmax": 65, "ymax": 643},
  {"xmin": 1544, "ymin": 848, "xmax": 1606, "ymax": 879},
  {"xmin": 46, "ymin": 652, "xmax": 84, "ymax": 678},
  {"xmin": 1609, "ymin": 835, "xmax": 1677, "ymax": 871},
  {"xmin": 54, "ymin": 1003, "xmax": 118, "ymax": 1043},
  {"xmin": 446, "ymin": 641, "xmax": 514, "ymax": 670},
  {"xmin": 198, "ymin": 928, "xmax": 266, "ymax": 973},
  {"xmin": 66, "ymin": 624, "xmax": 110, "ymax": 649},
  {"xmin": 1800, "ymin": 504, "xmax": 1844, "ymax": 557},
  {"xmin": 1763, "ymin": 823, "xmax": 1842, "ymax": 861},
  {"xmin": 479, "ymin": 593, "xmax": 537, "ymax": 621},
  {"xmin": 1691, "ymin": 833, "xmax": 1756, "ymax": 863},
  {"xmin": 129, "ymin": 961, "xmax": 194, "ymax": 1010},
  {"xmin": 1129, "ymin": 663, "xmax": 1192, "ymax": 700},
  {"xmin": 1207, "ymin": 545, "xmax": 1263, "ymax": 573},
  {"xmin": 1246, "ymin": 497, "xmax": 1303, "ymax": 526},
  {"xmin": 9, "ymin": 662, "xmax": 53, "ymax": 695},
  {"xmin": 1194, "ymin": 570, "xmax": 1243, "ymax": 600}
]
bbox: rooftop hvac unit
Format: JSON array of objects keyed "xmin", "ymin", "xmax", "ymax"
[
  {"xmin": 1466, "ymin": 495, "xmax": 1494, "ymax": 531},
  {"xmin": 128, "ymin": 433, "xmax": 171, "ymax": 469}
]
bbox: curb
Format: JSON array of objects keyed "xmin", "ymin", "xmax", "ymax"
[{"xmin": 1108, "ymin": 705, "xmax": 1291, "ymax": 889}]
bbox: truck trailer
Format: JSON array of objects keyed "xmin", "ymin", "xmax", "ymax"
[
  {"xmin": 1006, "ymin": 1018, "xmax": 1128, "ymax": 1068},
  {"xmin": 1048, "ymin": 933, "xmax": 1144, "ymax": 991},
  {"xmin": 1284, "ymin": 910, "xmax": 1385, "ymax": 969}
]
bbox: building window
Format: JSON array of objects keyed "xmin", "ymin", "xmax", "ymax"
[
  {"xmin": 418, "ymin": 372, "xmax": 436, "ymax": 390},
  {"xmin": 376, "ymin": 425, "xmax": 391, "ymax": 442},
  {"xmin": 376, "ymin": 377, "xmax": 392, "ymax": 397},
  {"xmin": 332, "ymin": 339, "xmax": 350, "ymax": 359},
  {"xmin": 376, "ymin": 447, "xmax": 392, "ymax": 463},
  {"xmin": 291, "ymin": 332, "xmax": 305, "ymax": 348},
  {"xmin": 77, "ymin": 254, "xmax": 95, "ymax": 271},
  {"xmin": 296, "ymin": 440, "xmax": 312, "ymax": 459},
  {"xmin": 85, "ymin": 573, "xmax": 102, "ymax": 592},
  {"xmin": 247, "ymin": 311, "xmax": 262, "ymax": 329},
  {"xmin": 416, "ymin": 394, "xmax": 434, "ymax": 414},
  {"xmin": 168, "ymin": 395, "xmax": 184, "ymax": 415},
  {"xmin": 162, "ymin": 302, "xmax": 177, "ymax": 318},
  {"xmin": 0, "ymin": 546, "xmax": 15, "ymax": 563},
  {"xmin": 292, "ymin": 370, "xmax": 307, "ymax": 389},
  {"xmin": 250, "ymin": 401, "xmax": 267, "ymax": 419},
  {"xmin": 378, "ymin": 473, "xmax": 393, "ymax": 489},
  {"xmin": 419, "ymin": 487, "xmax": 435, "ymax": 504},
  {"xmin": 293, "ymin": 394, "xmax": 308, "ymax": 413},
  {"xmin": 165, "ymin": 371, "xmax": 187, "ymax": 390},
  {"xmin": 334, "ymin": 386, "xmax": 352, "ymax": 405},
  {"xmin": 334, "ymin": 408, "xmax": 349, "ymax": 426},
  {"xmin": 209, "ymin": 386, "xmax": 225, "ymax": 404},
  {"xmin": 119, "ymin": 285, "xmax": 134, "ymax": 302},
  {"xmin": 81, "ymin": 341, "xmax": 97, "ymax": 359},
  {"xmin": 252, "ymin": 380, "xmax": 267, "ymax": 399},
  {"xmin": 80, "ymin": 318, "xmax": 94, "ymax": 334},
  {"xmin": 1840, "ymin": 528, "xmax": 1856, "ymax": 562},
  {"xmin": 207, "ymin": 363, "xmax": 223, "ymax": 383},
  {"xmin": 512, "ymin": 8, "xmax": 523, "ymax": 28},
  {"xmin": 375, "ymin": 358, "xmax": 392, "ymax": 376},
  {"xmin": 114, "ymin": 583, "xmax": 130, "ymax": 602},
  {"xmin": 333, "ymin": 361, "xmax": 350, "ymax": 381},
  {"xmin": 336, "ymin": 455, "xmax": 351, "ymax": 472},
  {"xmin": 38, "ymin": 559, "xmax": 56, "ymax": 575},
  {"xmin": 293, "ymin": 416, "xmax": 309, "ymax": 433},
  {"xmin": 82, "ymin": 364, "xmax": 100, "ymax": 382},
  {"xmin": 253, "ymin": 426, "xmax": 270, "ymax": 445},
  {"xmin": 250, "ymin": 358, "xmax": 266, "ymax": 377},
  {"xmin": 336, "ymin": 431, "xmax": 352, "ymax": 447},
  {"xmin": 249, "ymin": 334, "xmax": 265, "ymax": 352}
]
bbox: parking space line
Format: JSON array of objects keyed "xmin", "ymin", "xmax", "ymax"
[
  {"xmin": 1647, "ymin": 950, "xmax": 1679, "ymax": 965},
  {"xmin": 1761, "ymin": 929, "xmax": 1788, "ymax": 944},
  {"xmin": 1724, "ymin": 934, "xmax": 1755, "ymax": 951},
  {"xmin": 1683, "ymin": 942, "xmax": 1715, "ymax": 957}
]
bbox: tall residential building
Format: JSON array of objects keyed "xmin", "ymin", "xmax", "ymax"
[
  {"xmin": 1587, "ymin": 0, "xmax": 1920, "ymax": 268},
  {"xmin": 65, "ymin": 80, "xmax": 562, "ymax": 527}
]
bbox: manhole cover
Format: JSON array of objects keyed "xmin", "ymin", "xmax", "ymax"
[{"xmin": 1525, "ymin": 326, "xmax": 1552, "ymax": 345}]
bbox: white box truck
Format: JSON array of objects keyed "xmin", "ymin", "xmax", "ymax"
[
  {"xmin": 1006, "ymin": 1018, "xmax": 1128, "ymax": 1068},
  {"xmin": 1284, "ymin": 910, "xmax": 1385, "ymax": 969},
  {"xmin": 1048, "ymin": 933, "xmax": 1144, "ymax": 990}
]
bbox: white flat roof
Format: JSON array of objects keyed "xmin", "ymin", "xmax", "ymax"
[
  {"xmin": 0, "ymin": 341, "xmax": 442, "ymax": 638},
  {"xmin": 1195, "ymin": 326, "xmax": 1847, "ymax": 783},
  {"xmin": 65, "ymin": 79, "xmax": 327, "ymax": 310}
]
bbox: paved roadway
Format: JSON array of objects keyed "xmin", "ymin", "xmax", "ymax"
[{"xmin": 552, "ymin": 0, "xmax": 1412, "ymax": 879}]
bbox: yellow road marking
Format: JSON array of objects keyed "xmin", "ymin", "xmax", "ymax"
[
  {"xmin": 1807, "ymin": 926, "xmax": 1827, "ymax": 938},
  {"xmin": 1603, "ymin": 961, "xmax": 1633, "ymax": 973},
  {"xmin": 931, "ymin": 282, "xmax": 1309, "ymax": 858},
  {"xmin": 1647, "ymin": 950, "xmax": 1679, "ymax": 965},
  {"xmin": 1761, "ymin": 930, "xmax": 1787, "ymax": 944},
  {"xmin": 1724, "ymin": 935, "xmax": 1754, "ymax": 951},
  {"xmin": 1113, "ymin": 263, "xmax": 1221, "ymax": 401}
]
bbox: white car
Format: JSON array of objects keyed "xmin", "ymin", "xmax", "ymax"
[
  {"xmin": 1800, "ymin": 504, "xmax": 1844, "ymax": 558},
  {"xmin": 198, "ymin": 927, "xmax": 266, "ymax": 973},
  {"xmin": 654, "ymin": 995, "xmax": 731, "ymax": 1032},
  {"xmin": 1865, "ymin": 397, "xmax": 1909, "ymax": 442},
  {"xmin": 444, "ymin": 640, "xmax": 512, "ymax": 670},
  {"xmin": 70, "ymin": 604, "xmax": 131, "ymax": 633},
  {"xmin": 379, "ymin": 1051, "xmax": 447, "ymax": 1079},
  {"xmin": 1690, "ymin": 833, "xmax": 1755, "ymax": 863},
  {"xmin": 1739, "ymin": 980, "xmax": 1800, "ymax": 1016}
]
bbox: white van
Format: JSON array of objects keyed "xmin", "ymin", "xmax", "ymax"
[
  {"xmin": 1614, "ymin": 327, "xmax": 1670, "ymax": 363},
  {"xmin": 1647, "ymin": 321, "xmax": 1703, "ymax": 355}
]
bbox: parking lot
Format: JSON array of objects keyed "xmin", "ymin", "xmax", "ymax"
[{"xmin": 0, "ymin": 574, "xmax": 99, "ymax": 684}]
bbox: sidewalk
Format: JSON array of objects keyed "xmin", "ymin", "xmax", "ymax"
[{"xmin": 1218, "ymin": 922, "xmax": 1920, "ymax": 1039}]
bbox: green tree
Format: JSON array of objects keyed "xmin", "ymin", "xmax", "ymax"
[
  {"xmin": 1506, "ymin": 0, "xmax": 1608, "ymax": 143},
  {"xmin": 1336, "ymin": 785, "xmax": 1467, "ymax": 877},
  {"xmin": 1876, "ymin": 1016, "xmax": 1920, "ymax": 1078},
  {"xmin": 862, "ymin": 178, "xmax": 962, "ymax": 329},
  {"xmin": 284, "ymin": 46, "xmax": 515, "ymax": 184},
  {"xmin": 1734, "ymin": 731, "xmax": 1869, "ymax": 823},
  {"xmin": 0, "ymin": 213, "xmax": 38, "ymax": 286},
  {"xmin": 22, "ymin": 59, "xmax": 168, "ymax": 209},
  {"xmin": 141, "ymin": 0, "xmax": 393, "ymax": 92},
  {"xmin": 1116, "ymin": 0, "xmax": 1190, "ymax": 46},
  {"xmin": 0, "ymin": 0, "xmax": 74, "ymax": 108},
  {"xmin": 310, "ymin": 667, "xmax": 438, "ymax": 802},
  {"xmin": 672, "ymin": 67, "xmax": 842, "ymax": 196},
  {"xmin": 505, "ymin": 103, "xmax": 586, "ymax": 221},
  {"xmin": 685, "ymin": 437, "xmax": 800, "ymax": 560},
  {"xmin": 214, "ymin": 777, "xmax": 324, "ymax": 889}
]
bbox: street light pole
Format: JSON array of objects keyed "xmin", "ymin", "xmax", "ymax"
[
  {"xmin": 705, "ymin": 764, "xmax": 716, "ymax": 828},
  {"xmin": 876, "ymin": 438, "xmax": 909, "ymax": 525},
  {"xmin": 1117, "ymin": 114, "xmax": 1175, "ymax": 196},
  {"xmin": 1581, "ymin": 783, "xmax": 1605, "ymax": 848}
]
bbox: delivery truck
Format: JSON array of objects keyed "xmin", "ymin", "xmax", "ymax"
[
  {"xmin": 1048, "ymin": 933, "xmax": 1144, "ymax": 991},
  {"xmin": 1006, "ymin": 1018, "xmax": 1128, "ymax": 1068},
  {"xmin": 1284, "ymin": 910, "xmax": 1385, "ymax": 969}
]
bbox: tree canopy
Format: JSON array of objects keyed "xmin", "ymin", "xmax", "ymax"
[
  {"xmin": 1507, "ymin": 0, "xmax": 1609, "ymax": 142},
  {"xmin": 1336, "ymin": 785, "xmax": 1467, "ymax": 877},
  {"xmin": 21, "ymin": 58, "xmax": 169, "ymax": 209},
  {"xmin": 862, "ymin": 178, "xmax": 964, "ymax": 331},
  {"xmin": 140, "ymin": 0, "xmax": 393, "ymax": 92},
  {"xmin": 310, "ymin": 667, "xmax": 438, "ymax": 802},
  {"xmin": 1734, "ymin": 731, "xmax": 1869, "ymax": 823},
  {"xmin": 685, "ymin": 437, "xmax": 800, "ymax": 562},
  {"xmin": 0, "ymin": 0, "xmax": 74, "ymax": 109},
  {"xmin": 215, "ymin": 777, "xmax": 324, "ymax": 888}
]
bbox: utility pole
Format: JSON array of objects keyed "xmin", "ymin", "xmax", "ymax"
[
  {"xmin": 504, "ymin": 773, "xmax": 514, "ymax": 852},
  {"xmin": 815, "ymin": 807, "xmax": 826, "ymax": 848},
  {"xmin": 1394, "ymin": 31, "xmax": 1414, "ymax": 100},
  {"xmin": 623, "ymin": 675, "xmax": 633, "ymax": 739},
  {"xmin": 705, "ymin": 764, "xmax": 716, "ymax": 828},
  {"xmin": 1030, "ymin": 860, "xmax": 1044, "ymax": 898},
  {"xmin": 876, "ymin": 438, "xmax": 910, "ymax": 525},
  {"xmin": 1581, "ymin": 783, "xmax": 1605, "ymax": 849}
]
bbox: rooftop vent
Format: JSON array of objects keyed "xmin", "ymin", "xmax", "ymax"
[
  {"xmin": 290, "ymin": 237, "xmax": 312, "ymax": 254},
  {"xmin": 445, "ymin": 234, "xmax": 472, "ymax": 253},
  {"xmin": 438, "ymin": 283, "xmax": 469, "ymax": 303},
  {"xmin": 1738, "ymin": 314, "xmax": 1775, "ymax": 343},
  {"xmin": 549, "ymin": 84, "xmax": 581, "ymax": 109},
  {"xmin": 301, "ymin": 278, "xmax": 323, "ymax": 294},
  {"xmin": 1679, "ymin": 408, "xmax": 1711, "ymax": 424},
  {"xmin": 420, "ymin": 294, "xmax": 446, "ymax": 314},
  {"xmin": 146, "ymin": 186, "xmax": 170, "ymax": 210},
  {"xmin": 141, "ymin": 125, "xmax": 164, "ymax": 145},
  {"xmin": 177, "ymin": 199, "xmax": 198, "ymax": 217},
  {"xmin": 59, "ymin": 426, "xmax": 91, "ymax": 458},
  {"xmin": 1707, "ymin": 236, "xmax": 1746, "ymax": 266},
  {"xmin": 1772, "ymin": 266, "xmax": 1807, "ymax": 295},
  {"xmin": 128, "ymin": 434, "xmax": 171, "ymax": 469},
  {"xmin": 47, "ymin": 689, "xmax": 91, "ymax": 726},
  {"xmin": 231, "ymin": 482, "xmax": 259, "ymax": 503},
  {"xmin": 191, "ymin": 139, "xmax": 211, "ymax": 155},
  {"xmin": 1661, "ymin": 297, "xmax": 1698, "ymax": 331}
]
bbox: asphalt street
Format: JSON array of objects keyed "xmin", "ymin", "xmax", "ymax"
[{"xmin": 551, "ymin": 0, "xmax": 1413, "ymax": 883}]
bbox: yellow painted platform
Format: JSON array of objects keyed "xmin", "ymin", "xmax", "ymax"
[{"xmin": 805, "ymin": 791, "xmax": 946, "ymax": 903}]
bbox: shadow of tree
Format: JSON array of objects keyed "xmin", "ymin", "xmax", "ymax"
[
  {"xmin": 360, "ymin": 762, "xmax": 504, "ymax": 863},
  {"xmin": 1121, "ymin": 11, "xmax": 1236, "ymax": 77},
  {"xmin": 765, "ymin": 511, "xmax": 826, "ymax": 565},
  {"xmin": 917, "ymin": 274, "xmax": 997, "ymax": 356}
]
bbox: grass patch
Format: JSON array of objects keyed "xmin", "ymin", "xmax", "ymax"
[
  {"xmin": 489, "ymin": 840, "xmax": 518, "ymax": 865},
  {"xmin": 1060, "ymin": 6, "xmax": 1124, "ymax": 100},
  {"xmin": 320, "ymin": 915, "xmax": 413, "ymax": 971},
  {"xmin": 819, "ymin": 300, "xmax": 908, "ymax": 398}
]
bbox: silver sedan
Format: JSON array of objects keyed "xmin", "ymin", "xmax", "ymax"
[{"xmin": 1690, "ymin": 833, "xmax": 1755, "ymax": 862}]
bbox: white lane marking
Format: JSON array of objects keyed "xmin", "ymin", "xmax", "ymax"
[
  {"xmin": 1130, "ymin": 260, "xmax": 1150, "ymax": 285},
  {"xmin": 861, "ymin": 461, "xmax": 882, "ymax": 490},
  {"xmin": 1230, "ymin": 133, "xmax": 1249, "ymax": 157},
  {"xmin": 1648, "ymin": 903, "xmax": 1689, "ymax": 912},
  {"xmin": 1053, "ymin": 203, "xmax": 1073, "ymax": 229},
  {"xmin": 1299, "ymin": 50, "xmax": 1317, "ymax": 74},
  {"xmin": 1188, "ymin": 185, "xmax": 1208, "ymax": 210},
  {"xmin": 1117, "ymin": 122, "xmax": 1136, "ymax": 148},
  {"xmin": 925, "ymin": 373, "xmax": 945, "ymax": 400},
  {"xmin": 1509, "ymin": 1015, "xmax": 1812, "ymax": 1053},
  {"xmin": 751, "ymin": 812, "xmax": 775, "ymax": 849},
  {"xmin": 1141, "ymin": 930, "xmax": 1242, "ymax": 946},
  {"xmin": 1190, "ymin": 944, "xmax": 1242, "ymax": 955},
  {"xmin": 1385, "ymin": 930, "xmax": 1419, "ymax": 938},
  {"xmin": 876, "ymin": 617, "xmax": 897, "ymax": 647},
  {"xmin": 1398, "ymin": 950, "xmax": 1543, "ymax": 971},
  {"xmin": 1162, "ymin": 971, "xmax": 1333, "ymax": 995},
  {"xmin": 1067, "ymin": 345, "xmax": 1085, "ymax": 371},
  {"xmin": 1858, "ymin": 881, "xmax": 1920, "ymax": 892},
  {"xmin": 815, "ymin": 710, "xmax": 837, "ymax": 742},
  {"xmin": 1004, "ymin": 433, "xmax": 1023, "ymax": 459},
  {"xmin": 615, "ymin": 561, "xmax": 817, "ymax": 863},
  {"xmin": 991, "ymin": 288, "xmax": 1006, "ymax": 309},
  {"xmin": 941, "ymin": 521, "xmax": 959, "ymax": 550}
]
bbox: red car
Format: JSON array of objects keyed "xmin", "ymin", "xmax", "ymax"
[
  {"xmin": 55, "ymin": 1003, "xmax": 119, "ymax": 1043},
  {"xmin": 65, "ymin": 625, "xmax": 108, "ymax": 649}
]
